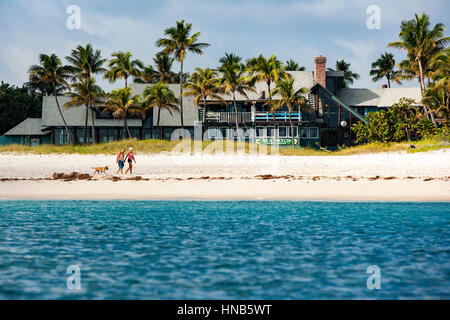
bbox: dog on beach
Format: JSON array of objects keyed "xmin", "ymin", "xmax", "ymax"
[{"xmin": 93, "ymin": 166, "xmax": 109, "ymax": 174}]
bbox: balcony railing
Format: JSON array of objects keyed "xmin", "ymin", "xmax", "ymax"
[
  {"xmin": 205, "ymin": 112, "xmax": 252, "ymax": 123},
  {"xmin": 254, "ymin": 112, "xmax": 301, "ymax": 122},
  {"xmin": 205, "ymin": 111, "xmax": 302, "ymax": 123}
]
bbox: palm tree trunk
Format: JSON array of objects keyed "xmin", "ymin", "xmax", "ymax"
[
  {"xmin": 179, "ymin": 60, "xmax": 184, "ymax": 129},
  {"xmin": 418, "ymin": 59, "xmax": 438, "ymax": 127},
  {"xmin": 268, "ymin": 81, "xmax": 276, "ymax": 121},
  {"xmin": 202, "ymin": 96, "xmax": 207, "ymax": 141},
  {"xmin": 52, "ymin": 82, "xmax": 73, "ymax": 145},
  {"xmin": 84, "ymin": 105, "xmax": 88, "ymax": 144},
  {"xmin": 289, "ymin": 110, "xmax": 295, "ymax": 149},
  {"xmin": 418, "ymin": 59, "xmax": 426, "ymax": 93},
  {"xmin": 157, "ymin": 107, "xmax": 162, "ymax": 139},
  {"xmin": 125, "ymin": 76, "xmax": 128, "ymax": 88},
  {"xmin": 203, "ymin": 96, "xmax": 207, "ymax": 122},
  {"xmin": 387, "ymin": 76, "xmax": 391, "ymax": 88},
  {"xmin": 124, "ymin": 114, "xmax": 132, "ymax": 139},
  {"xmin": 232, "ymin": 92, "xmax": 240, "ymax": 141},
  {"xmin": 90, "ymin": 106, "xmax": 96, "ymax": 144}
]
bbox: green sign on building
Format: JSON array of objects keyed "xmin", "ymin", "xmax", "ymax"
[{"xmin": 256, "ymin": 138, "xmax": 298, "ymax": 145}]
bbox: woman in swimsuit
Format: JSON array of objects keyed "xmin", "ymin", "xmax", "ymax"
[
  {"xmin": 124, "ymin": 147, "xmax": 136, "ymax": 175},
  {"xmin": 116, "ymin": 149, "xmax": 125, "ymax": 174}
]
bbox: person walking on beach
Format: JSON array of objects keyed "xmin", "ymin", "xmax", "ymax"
[
  {"xmin": 116, "ymin": 148, "xmax": 125, "ymax": 174},
  {"xmin": 125, "ymin": 147, "xmax": 136, "ymax": 175}
]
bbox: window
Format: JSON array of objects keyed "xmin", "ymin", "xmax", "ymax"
[
  {"xmin": 300, "ymin": 127, "xmax": 308, "ymax": 139},
  {"xmin": 143, "ymin": 129, "xmax": 152, "ymax": 140},
  {"xmin": 55, "ymin": 128, "xmax": 73, "ymax": 145},
  {"xmin": 207, "ymin": 128, "xmax": 220, "ymax": 139},
  {"xmin": 267, "ymin": 127, "xmax": 276, "ymax": 137},
  {"xmin": 256, "ymin": 127, "xmax": 266, "ymax": 138},
  {"xmin": 309, "ymin": 127, "xmax": 319, "ymax": 139},
  {"xmin": 288, "ymin": 127, "xmax": 298, "ymax": 138},
  {"xmin": 278, "ymin": 126, "xmax": 287, "ymax": 137}
]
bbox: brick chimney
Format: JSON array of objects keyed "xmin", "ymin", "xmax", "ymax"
[{"xmin": 314, "ymin": 55, "xmax": 327, "ymax": 87}]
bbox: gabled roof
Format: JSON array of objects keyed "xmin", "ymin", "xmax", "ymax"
[
  {"xmin": 41, "ymin": 96, "xmax": 142, "ymax": 127},
  {"xmin": 4, "ymin": 118, "xmax": 49, "ymax": 136},
  {"xmin": 310, "ymin": 83, "xmax": 366, "ymax": 123},
  {"xmin": 337, "ymin": 88, "xmax": 422, "ymax": 107}
]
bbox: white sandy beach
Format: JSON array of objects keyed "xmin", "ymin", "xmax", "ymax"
[{"xmin": 1, "ymin": 150, "xmax": 449, "ymax": 201}]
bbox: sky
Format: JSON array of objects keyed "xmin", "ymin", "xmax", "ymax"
[{"xmin": 0, "ymin": 0, "xmax": 448, "ymax": 91}]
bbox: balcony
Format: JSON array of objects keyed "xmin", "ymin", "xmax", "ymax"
[
  {"xmin": 205, "ymin": 111, "xmax": 302, "ymax": 123},
  {"xmin": 254, "ymin": 112, "xmax": 301, "ymax": 122},
  {"xmin": 205, "ymin": 112, "xmax": 252, "ymax": 123}
]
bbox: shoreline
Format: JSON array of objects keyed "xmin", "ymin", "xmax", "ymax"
[
  {"xmin": 1, "ymin": 151, "xmax": 449, "ymax": 201},
  {"xmin": 1, "ymin": 179, "xmax": 449, "ymax": 201}
]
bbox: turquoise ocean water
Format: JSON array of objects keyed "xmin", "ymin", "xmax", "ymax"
[{"xmin": 0, "ymin": 201, "xmax": 448, "ymax": 299}]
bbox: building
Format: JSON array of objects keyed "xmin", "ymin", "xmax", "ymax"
[{"xmin": 4, "ymin": 55, "xmax": 422, "ymax": 147}]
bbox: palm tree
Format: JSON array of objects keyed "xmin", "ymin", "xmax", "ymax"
[
  {"xmin": 135, "ymin": 53, "xmax": 179, "ymax": 84},
  {"xmin": 25, "ymin": 74, "xmax": 65, "ymax": 96},
  {"xmin": 66, "ymin": 44, "xmax": 107, "ymax": 81},
  {"xmin": 219, "ymin": 53, "xmax": 256, "ymax": 140},
  {"xmin": 156, "ymin": 20, "xmax": 210, "ymax": 129},
  {"xmin": 183, "ymin": 67, "xmax": 225, "ymax": 122},
  {"xmin": 285, "ymin": 59, "xmax": 305, "ymax": 71},
  {"xmin": 246, "ymin": 54, "xmax": 285, "ymax": 99},
  {"xmin": 64, "ymin": 78, "xmax": 104, "ymax": 143},
  {"xmin": 28, "ymin": 53, "xmax": 73, "ymax": 144},
  {"xmin": 104, "ymin": 87, "xmax": 141, "ymax": 139},
  {"xmin": 423, "ymin": 86, "xmax": 449, "ymax": 124},
  {"xmin": 66, "ymin": 44, "xmax": 107, "ymax": 142},
  {"xmin": 370, "ymin": 52, "xmax": 401, "ymax": 88},
  {"xmin": 388, "ymin": 13, "xmax": 448, "ymax": 93},
  {"xmin": 423, "ymin": 48, "xmax": 450, "ymax": 123},
  {"xmin": 142, "ymin": 82, "xmax": 179, "ymax": 139},
  {"xmin": 429, "ymin": 48, "xmax": 450, "ymax": 93},
  {"xmin": 265, "ymin": 75, "xmax": 310, "ymax": 149},
  {"xmin": 104, "ymin": 51, "xmax": 144, "ymax": 88},
  {"xmin": 328, "ymin": 59, "xmax": 360, "ymax": 88}
]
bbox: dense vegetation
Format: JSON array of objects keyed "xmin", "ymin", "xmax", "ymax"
[
  {"xmin": 0, "ymin": 12, "xmax": 448, "ymax": 151},
  {"xmin": 0, "ymin": 136, "xmax": 448, "ymax": 155},
  {"xmin": 0, "ymin": 82, "xmax": 42, "ymax": 135}
]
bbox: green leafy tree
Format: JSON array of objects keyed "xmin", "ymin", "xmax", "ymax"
[
  {"xmin": 285, "ymin": 59, "xmax": 305, "ymax": 71},
  {"xmin": 415, "ymin": 118, "xmax": 436, "ymax": 138},
  {"xmin": 423, "ymin": 48, "xmax": 449, "ymax": 124},
  {"xmin": 183, "ymin": 67, "xmax": 225, "ymax": 122},
  {"xmin": 28, "ymin": 53, "xmax": 73, "ymax": 144},
  {"xmin": 64, "ymin": 78, "xmax": 104, "ymax": 143},
  {"xmin": 104, "ymin": 51, "xmax": 144, "ymax": 88},
  {"xmin": 219, "ymin": 53, "xmax": 256, "ymax": 140},
  {"xmin": 246, "ymin": 54, "xmax": 285, "ymax": 99},
  {"xmin": 388, "ymin": 13, "xmax": 448, "ymax": 126},
  {"xmin": 352, "ymin": 98, "xmax": 421, "ymax": 143},
  {"xmin": 0, "ymin": 82, "xmax": 42, "ymax": 135},
  {"xmin": 142, "ymin": 82, "xmax": 179, "ymax": 139},
  {"xmin": 328, "ymin": 59, "xmax": 360, "ymax": 88},
  {"xmin": 264, "ymin": 74, "xmax": 310, "ymax": 149},
  {"xmin": 135, "ymin": 53, "xmax": 180, "ymax": 84},
  {"xmin": 156, "ymin": 20, "xmax": 210, "ymax": 129},
  {"xmin": 370, "ymin": 52, "xmax": 401, "ymax": 88},
  {"xmin": 105, "ymin": 87, "xmax": 142, "ymax": 139},
  {"xmin": 388, "ymin": 13, "xmax": 448, "ymax": 93},
  {"xmin": 66, "ymin": 44, "xmax": 107, "ymax": 142}
]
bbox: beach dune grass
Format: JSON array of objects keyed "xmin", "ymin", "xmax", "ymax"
[{"xmin": 0, "ymin": 136, "xmax": 448, "ymax": 155}]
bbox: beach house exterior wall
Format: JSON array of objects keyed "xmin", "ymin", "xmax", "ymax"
[{"xmin": 4, "ymin": 55, "xmax": 423, "ymax": 147}]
